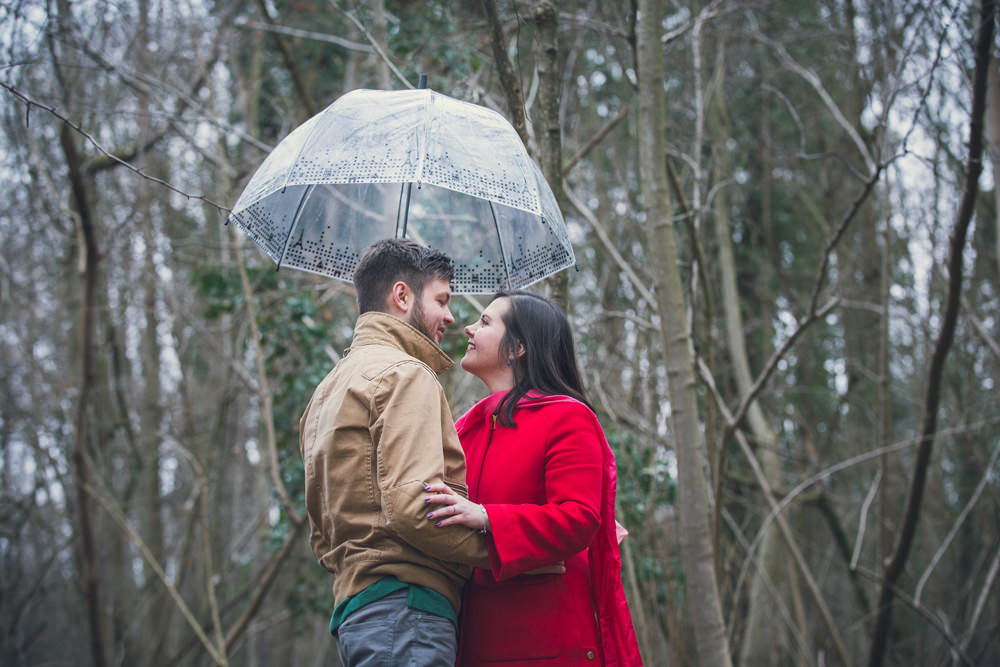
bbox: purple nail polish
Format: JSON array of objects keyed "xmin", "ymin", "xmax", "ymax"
[
  {"xmin": 435, "ymin": 522, "xmax": 442, "ymax": 527},
  {"xmin": 426, "ymin": 513, "xmax": 434, "ymax": 518}
]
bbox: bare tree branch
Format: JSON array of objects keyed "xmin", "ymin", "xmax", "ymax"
[
  {"xmin": 721, "ymin": 297, "xmax": 839, "ymax": 447},
  {"xmin": 330, "ymin": 0, "xmax": 414, "ymax": 90},
  {"xmin": 480, "ymin": 0, "xmax": 529, "ymax": 147},
  {"xmin": 915, "ymin": 437, "xmax": 1000, "ymax": 604},
  {"xmin": 854, "ymin": 566, "xmax": 973, "ymax": 666},
  {"xmin": 233, "ymin": 17, "xmax": 374, "ymax": 52},
  {"xmin": 86, "ymin": 482, "xmax": 226, "ymax": 666},
  {"xmin": 253, "ymin": 0, "xmax": 316, "ymax": 117},
  {"xmin": 963, "ymin": 296, "xmax": 1000, "ymax": 361},
  {"xmin": 734, "ymin": 416, "xmax": 1000, "ymax": 582},
  {"xmin": 232, "ymin": 228, "xmax": 302, "ymax": 524},
  {"xmin": 851, "ymin": 468, "xmax": 883, "ymax": 570},
  {"xmin": 953, "ymin": 542, "xmax": 1000, "ymax": 666},
  {"xmin": 564, "ymin": 184, "xmax": 655, "ymax": 305},
  {"xmin": 750, "ymin": 15, "xmax": 876, "ymax": 177},
  {"xmin": 698, "ymin": 359, "xmax": 854, "ymax": 667},
  {"xmin": 720, "ymin": 508, "xmax": 814, "ymax": 664},
  {"xmin": 562, "ymin": 105, "xmax": 628, "ymax": 176},
  {"xmin": 200, "ymin": 487, "xmax": 228, "ymax": 666},
  {"xmin": 867, "ymin": 2, "xmax": 994, "ymax": 663},
  {"xmin": 2, "ymin": 82, "xmax": 231, "ymax": 212},
  {"xmin": 224, "ymin": 518, "xmax": 307, "ymax": 651}
]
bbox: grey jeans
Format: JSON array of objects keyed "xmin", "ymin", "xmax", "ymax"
[{"xmin": 334, "ymin": 590, "xmax": 457, "ymax": 667}]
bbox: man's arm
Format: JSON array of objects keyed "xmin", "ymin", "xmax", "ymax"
[{"xmin": 371, "ymin": 362, "xmax": 491, "ymax": 569}]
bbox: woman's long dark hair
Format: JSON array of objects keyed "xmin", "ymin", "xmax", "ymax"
[{"xmin": 493, "ymin": 290, "xmax": 590, "ymax": 426}]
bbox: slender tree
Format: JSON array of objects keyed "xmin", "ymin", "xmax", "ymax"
[
  {"xmin": 636, "ymin": 0, "xmax": 732, "ymax": 664},
  {"xmin": 867, "ymin": 0, "xmax": 995, "ymax": 664}
]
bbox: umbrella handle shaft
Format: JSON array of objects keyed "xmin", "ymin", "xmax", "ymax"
[
  {"xmin": 398, "ymin": 183, "xmax": 413, "ymax": 238},
  {"xmin": 396, "ymin": 72, "xmax": 426, "ymax": 239}
]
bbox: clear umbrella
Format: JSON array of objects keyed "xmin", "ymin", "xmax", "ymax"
[{"xmin": 227, "ymin": 86, "xmax": 574, "ymax": 294}]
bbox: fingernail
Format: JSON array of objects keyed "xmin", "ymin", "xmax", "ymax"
[
  {"xmin": 435, "ymin": 522, "xmax": 442, "ymax": 527},
  {"xmin": 424, "ymin": 497, "xmax": 430, "ymax": 502},
  {"xmin": 426, "ymin": 513, "xmax": 434, "ymax": 518},
  {"xmin": 424, "ymin": 486, "xmax": 430, "ymax": 491}
]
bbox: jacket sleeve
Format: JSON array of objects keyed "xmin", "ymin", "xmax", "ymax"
[
  {"xmin": 372, "ymin": 361, "xmax": 491, "ymax": 569},
  {"xmin": 485, "ymin": 404, "xmax": 603, "ymax": 580},
  {"xmin": 299, "ymin": 389, "xmax": 329, "ymax": 565}
]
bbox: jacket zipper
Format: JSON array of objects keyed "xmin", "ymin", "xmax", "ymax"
[{"xmin": 472, "ymin": 413, "xmax": 498, "ymax": 503}]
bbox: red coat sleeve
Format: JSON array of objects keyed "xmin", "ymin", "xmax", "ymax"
[{"xmin": 484, "ymin": 404, "xmax": 603, "ymax": 580}]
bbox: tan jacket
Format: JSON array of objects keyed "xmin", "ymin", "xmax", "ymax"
[{"xmin": 300, "ymin": 312, "xmax": 489, "ymax": 613}]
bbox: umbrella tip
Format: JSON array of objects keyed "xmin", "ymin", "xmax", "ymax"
[{"xmin": 418, "ymin": 73, "xmax": 427, "ymax": 89}]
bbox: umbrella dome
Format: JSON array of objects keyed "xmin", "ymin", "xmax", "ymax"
[{"xmin": 228, "ymin": 88, "xmax": 575, "ymax": 294}]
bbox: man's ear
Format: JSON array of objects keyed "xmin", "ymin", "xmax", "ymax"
[{"xmin": 388, "ymin": 281, "xmax": 413, "ymax": 315}]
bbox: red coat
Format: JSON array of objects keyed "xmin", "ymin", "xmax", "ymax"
[{"xmin": 456, "ymin": 391, "xmax": 642, "ymax": 667}]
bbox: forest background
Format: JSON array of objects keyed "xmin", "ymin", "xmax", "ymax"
[{"xmin": 2, "ymin": 0, "xmax": 999, "ymax": 665}]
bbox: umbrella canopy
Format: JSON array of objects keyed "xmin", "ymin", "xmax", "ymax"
[{"xmin": 228, "ymin": 87, "xmax": 575, "ymax": 294}]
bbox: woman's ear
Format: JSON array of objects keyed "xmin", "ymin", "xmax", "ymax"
[{"xmin": 516, "ymin": 341, "xmax": 526, "ymax": 358}]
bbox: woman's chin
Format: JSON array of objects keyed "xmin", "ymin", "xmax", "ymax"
[{"xmin": 460, "ymin": 358, "xmax": 489, "ymax": 383}]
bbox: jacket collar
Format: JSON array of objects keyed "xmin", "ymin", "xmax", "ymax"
[
  {"xmin": 348, "ymin": 312, "xmax": 454, "ymax": 375},
  {"xmin": 468, "ymin": 389, "xmax": 582, "ymax": 424}
]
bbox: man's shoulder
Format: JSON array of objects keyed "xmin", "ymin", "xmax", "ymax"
[{"xmin": 344, "ymin": 344, "xmax": 439, "ymax": 384}]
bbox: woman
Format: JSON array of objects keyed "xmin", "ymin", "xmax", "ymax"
[{"xmin": 424, "ymin": 290, "xmax": 642, "ymax": 666}]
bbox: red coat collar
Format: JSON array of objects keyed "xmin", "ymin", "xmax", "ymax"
[{"xmin": 464, "ymin": 390, "xmax": 588, "ymax": 425}]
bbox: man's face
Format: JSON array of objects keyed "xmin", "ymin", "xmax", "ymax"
[{"xmin": 408, "ymin": 278, "xmax": 454, "ymax": 344}]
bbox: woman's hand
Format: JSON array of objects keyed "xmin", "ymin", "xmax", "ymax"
[
  {"xmin": 423, "ymin": 483, "xmax": 489, "ymax": 533},
  {"xmin": 425, "ymin": 483, "xmax": 566, "ymax": 575}
]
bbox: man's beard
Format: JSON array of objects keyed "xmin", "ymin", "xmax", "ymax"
[{"xmin": 407, "ymin": 297, "xmax": 437, "ymax": 343}]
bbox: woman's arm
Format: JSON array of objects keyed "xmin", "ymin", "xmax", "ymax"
[
  {"xmin": 423, "ymin": 484, "xmax": 565, "ymax": 575},
  {"xmin": 426, "ymin": 403, "xmax": 603, "ymax": 580}
]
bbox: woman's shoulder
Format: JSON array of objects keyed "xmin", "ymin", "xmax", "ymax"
[
  {"xmin": 517, "ymin": 394, "xmax": 602, "ymax": 430},
  {"xmin": 518, "ymin": 392, "xmax": 594, "ymax": 414}
]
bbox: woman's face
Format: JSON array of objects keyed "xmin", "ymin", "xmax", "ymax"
[{"xmin": 460, "ymin": 297, "xmax": 513, "ymax": 384}]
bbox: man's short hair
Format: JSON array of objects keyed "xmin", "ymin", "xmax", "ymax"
[{"xmin": 353, "ymin": 239, "xmax": 454, "ymax": 314}]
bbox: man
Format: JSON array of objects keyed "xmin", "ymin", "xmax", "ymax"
[{"xmin": 299, "ymin": 239, "xmax": 490, "ymax": 667}]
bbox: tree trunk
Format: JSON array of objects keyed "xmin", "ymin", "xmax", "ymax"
[
  {"xmin": 136, "ymin": 3, "xmax": 167, "ymax": 657},
  {"xmin": 706, "ymin": 42, "xmax": 789, "ymax": 664},
  {"xmin": 253, "ymin": 0, "xmax": 315, "ymax": 118},
  {"xmin": 636, "ymin": 1, "xmax": 732, "ymax": 665},
  {"xmin": 374, "ymin": 0, "xmax": 391, "ymax": 90},
  {"xmin": 533, "ymin": 0, "xmax": 569, "ymax": 310},
  {"xmin": 867, "ymin": 1, "xmax": 994, "ymax": 664},
  {"xmin": 62, "ymin": 121, "xmax": 107, "ymax": 667},
  {"xmin": 481, "ymin": 0, "xmax": 529, "ymax": 146},
  {"xmin": 985, "ymin": 58, "xmax": 1000, "ymax": 297}
]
